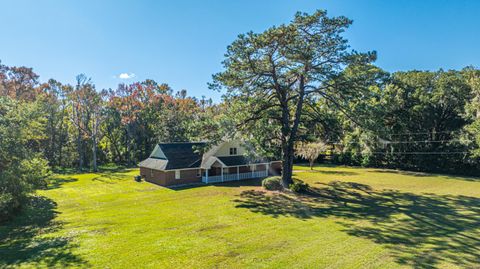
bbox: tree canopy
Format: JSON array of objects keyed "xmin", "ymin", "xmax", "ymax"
[{"xmin": 212, "ymin": 10, "xmax": 375, "ymax": 186}]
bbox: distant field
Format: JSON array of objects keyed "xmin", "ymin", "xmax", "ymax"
[{"xmin": 1, "ymin": 165, "xmax": 479, "ymax": 268}]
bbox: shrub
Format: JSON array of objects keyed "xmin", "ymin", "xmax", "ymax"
[
  {"xmin": 289, "ymin": 178, "xmax": 309, "ymax": 193},
  {"xmin": 262, "ymin": 176, "xmax": 283, "ymax": 191},
  {"xmin": 0, "ymin": 193, "xmax": 19, "ymax": 222}
]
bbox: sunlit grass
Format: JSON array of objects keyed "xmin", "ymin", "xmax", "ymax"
[{"xmin": 1, "ymin": 165, "xmax": 479, "ymax": 268}]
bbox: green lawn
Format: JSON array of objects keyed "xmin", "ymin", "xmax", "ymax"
[{"xmin": 1, "ymin": 165, "xmax": 479, "ymax": 268}]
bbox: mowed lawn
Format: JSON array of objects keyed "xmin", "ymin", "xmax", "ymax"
[{"xmin": 1, "ymin": 165, "xmax": 479, "ymax": 268}]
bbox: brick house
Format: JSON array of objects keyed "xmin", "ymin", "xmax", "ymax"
[{"xmin": 139, "ymin": 140, "xmax": 282, "ymax": 186}]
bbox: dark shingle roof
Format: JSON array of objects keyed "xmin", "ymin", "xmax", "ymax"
[
  {"xmin": 217, "ymin": 156, "xmax": 264, "ymax": 166},
  {"xmin": 159, "ymin": 142, "xmax": 206, "ymax": 170}
]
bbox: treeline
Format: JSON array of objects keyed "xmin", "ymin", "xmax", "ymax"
[
  {"xmin": 322, "ymin": 66, "xmax": 480, "ymax": 175},
  {"xmin": 0, "ymin": 61, "xmax": 226, "ymax": 220}
]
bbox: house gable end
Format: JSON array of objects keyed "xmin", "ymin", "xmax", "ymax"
[
  {"xmin": 212, "ymin": 140, "xmax": 247, "ymax": 157},
  {"xmin": 150, "ymin": 144, "xmax": 167, "ymax": 159}
]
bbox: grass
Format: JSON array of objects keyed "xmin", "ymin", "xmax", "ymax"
[{"xmin": 1, "ymin": 165, "xmax": 479, "ymax": 268}]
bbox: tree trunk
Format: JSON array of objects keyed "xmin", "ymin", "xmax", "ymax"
[
  {"xmin": 309, "ymin": 159, "xmax": 314, "ymax": 170},
  {"xmin": 77, "ymin": 131, "xmax": 83, "ymax": 171},
  {"xmin": 92, "ymin": 135, "xmax": 98, "ymax": 172},
  {"xmin": 281, "ymin": 141, "xmax": 295, "ymax": 188}
]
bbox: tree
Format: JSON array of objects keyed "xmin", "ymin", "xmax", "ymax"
[
  {"xmin": 67, "ymin": 75, "xmax": 104, "ymax": 171},
  {"xmin": 463, "ymin": 67, "xmax": 480, "ymax": 157},
  {"xmin": 212, "ymin": 10, "xmax": 374, "ymax": 187},
  {"xmin": 0, "ymin": 97, "xmax": 50, "ymax": 221},
  {"xmin": 295, "ymin": 141, "xmax": 327, "ymax": 169},
  {"xmin": 37, "ymin": 79, "xmax": 71, "ymax": 167},
  {"xmin": 0, "ymin": 61, "xmax": 40, "ymax": 101}
]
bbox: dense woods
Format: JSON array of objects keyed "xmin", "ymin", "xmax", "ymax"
[{"xmin": 1, "ymin": 10, "xmax": 480, "ymax": 220}]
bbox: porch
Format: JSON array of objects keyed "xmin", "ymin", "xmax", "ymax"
[{"xmin": 202, "ymin": 163, "xmax": 270, "ymax": 183}]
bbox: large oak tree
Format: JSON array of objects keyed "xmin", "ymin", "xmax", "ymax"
[{"xmin": 212, "ymin": 10, "xmax": 375, "ymax": 186}]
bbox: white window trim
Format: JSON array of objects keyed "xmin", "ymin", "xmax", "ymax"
[{"xmin": 175, "ymin": 170, "xmax": 181, "ymax": 179}]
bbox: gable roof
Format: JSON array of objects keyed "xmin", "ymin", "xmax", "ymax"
[{"xmin": 157, "ymin": 142, "xmax": 206, "ymax": 170}]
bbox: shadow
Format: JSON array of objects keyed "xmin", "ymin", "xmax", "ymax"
[
  {"xmin": 167, "ymin": 183, "xmax": 209, "ymax": 191},
  {"xmin": 97, "ymin": 165, "xmax": 131, "ymax": 173},
  {"xmin": 45, "ymin": 176, "xmax": 78, "ymax": 190},
  {"xmin": 0, "ymin": 196, "xmax": 87, "ymax": 268},
  {"xmin": 167, "ymin": 178, "xmax": 263, "ymax": 191},
  {"xmin": 91, "ymin": 168, "xmax": 135, "ymax": 182},
  {"xmin": 53, "ymin": 165, "xmax": 131, "ymax": 175},
  {"xmin": 212, "ymin": 178, "xmax": 263, "ymax": 188},
  {"xmin": 234, "ymin": 181, "xmax": 480, "ymax": 268},
  {"xmin": 308, "ymin": 170, "xmax": 358, "ymax": 176},
  {"xmin": 91, "ymin": 172, "xmax": 126, "ymax": 183},
  {"xmin": 370, "ymin": 169, "xmax": 480, "ymax": 182},
  {"xmin": 370, "ymin": 169, "xmax": 432, "ymax": 177}
]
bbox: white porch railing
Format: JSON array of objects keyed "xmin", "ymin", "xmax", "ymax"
[{"xmin": 202, "ymin": 170, "xmax": 268, "ymax": 183}]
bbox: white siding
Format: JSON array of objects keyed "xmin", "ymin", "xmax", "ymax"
[{"xmin": 214, "ymin": 141, "xmax": 246, "ymax": 156}]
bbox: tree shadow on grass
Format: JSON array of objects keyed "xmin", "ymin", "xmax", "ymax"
[
  {"xmin": 0, "ymin": 196, "xmax": 88, "ymax": 268},
  {"xmin": 167, "ymin": 178, "xmax": 263, "ymax": 191},
  {"xmin": 370, "ymin": 169, "xmax": 480, "ymax": 182},
  {"xmin": 91, "ymin": 173, "xmax": 126, "ymax": 183},
  {"xmin": 234, "ymin": 181, "xmax": 480, "ymax": 268},
  {"xmin": 91, "ymin": 168, "xmax": 135, "ymax": 183},
  {"xmin": 310, "ymin": 170, "xmax": 358, "ymax": 176},
  {"xmin": 45, "ymin": 176, "xmax": 78, "ymax": 190}
]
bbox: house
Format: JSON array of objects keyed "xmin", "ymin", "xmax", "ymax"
[{"xmin": 139, "ymin": 140, "xmax": 282, "ymax": 186}]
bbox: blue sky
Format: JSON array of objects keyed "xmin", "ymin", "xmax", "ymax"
[{"xmin": 2, "ymin": 0, "xmax": 479, "ymax": 101}]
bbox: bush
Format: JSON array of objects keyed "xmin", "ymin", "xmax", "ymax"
[
  {"xmin": 262, "ymin": 176, "xmax": 283, "ymax": 191},
  {"xmin": 289, "ymin": 178, "xmax": 309, "ymax": 193},
  {"xmin": 0, "ymin": 193, "xmax": 19, "ymax": 222}
]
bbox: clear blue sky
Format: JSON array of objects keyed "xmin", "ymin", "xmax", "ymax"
[{"xmin": 2, "ymin": 0, "xmax": 479, "ymax": 101}]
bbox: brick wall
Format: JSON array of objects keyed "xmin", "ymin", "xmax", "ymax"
[
  {"xmin": 140, "ymin": 167, "xmax": 202, "ymax": 186},
  {"xmin": 163, "ymin": 169, "xmax": 202, "ymax": 186}
]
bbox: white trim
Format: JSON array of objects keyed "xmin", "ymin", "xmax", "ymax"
[
  {"xmin": 221, "ymin": 166, "xmax": 224, "ymax": 182},
  {"xmin": 175, "ymin": 170, "xmax": 181, "ymax": 179},
  {"xmin": 215, "ymin": 158, "xmax": 227, "ymax": 167},
  {"xmin": 202, "ymin": 156, "xmax": 227, "ymax": 169}
]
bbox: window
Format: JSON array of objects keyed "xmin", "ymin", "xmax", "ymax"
[
  {"xmin": 150, "ymin": 169, "xmax": 154, "ymax": 177},
  {"xmin": 175, "ymin": 170, "xmax": 181, "ymax": 179},
  {"xmin": 197, "ymin": 169, "xmax": 201, "ymax": 177},
  {"xmin": 223, "ymin": 167, "xmax": 230, "ymax": 174},
  {"xmin": 229, "ymin": 147, "xmax": 237, "ymax": 155}
]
